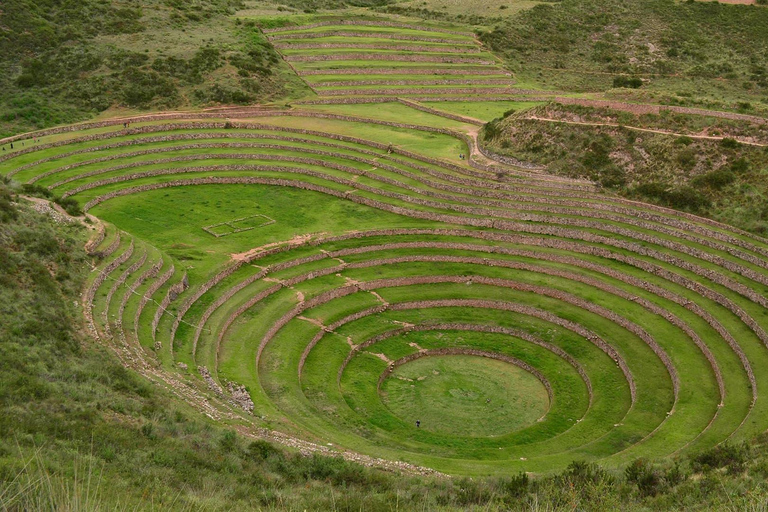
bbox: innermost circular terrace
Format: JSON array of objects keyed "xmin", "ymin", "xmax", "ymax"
[{"xmin": 380, "ymin": 353, "xmax": 551, "ymax": 437}]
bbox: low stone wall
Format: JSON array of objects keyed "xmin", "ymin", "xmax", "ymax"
[
  {"xmin": 0, "ymin": 107, "xmax": 283, "ymax": 147},
  {"xmin": 299, "ymin": 68, "xmax": 508, "ymax": 76},
  {"xmin": 82, "ymin": 176, "xmax": 768, "ymax": 323},
  {"xmin": 15, "ymin": 113, "xmax": 754, "ymax": 255},
  {"xmin": 312, "ymin": 228, "xmax": 761, "ymax": 393},
  {"xmin": 286, "ymin": 54, "xmax": 493, "ymax": 64},
  {"xmin": 160, "ymin": 223, "xmax": 754, "ymax": 416},
  {"xmin": 103, "ymin": 250, "xmax": 148, "ymax": 338},
  {"xmin": 315, "ymin": 79, "xmax": 512, "ymax": 87},
  {"xmin": 268, "ymin": 31, "xmax": 461, "ymax": 43},
  {"xmin": 275, "ymin": 43, "xmax": 482, "ymax": 53},
  {"xmin": 122, "ymin": 256, "xmax": 163, "ymax": 337},
  {"xmin": 134, "ymin": 263, "xmax": 173, "ymax": 340},
  {"xmin": 262, "ymin": 20, "xmax": 474, "ymax": 37},
  {"xmin": 151, "ymin": 273, "xmax": 188, "ymax": 341},
  {"xmin": 320, "ymin": 87, "xmax": 515, "ymax": 97},
  {"xmin": 69, "ymin": 160, "xmax": 768, "ymax": 297},
  {"xmin": 98, "ymin": 231, "xmax": 122, "ymax": 259},
  {"xmin": 397, "ymin": 99, "xmax": 483, "ymax": 126},
  {"xmin": 82, "ymin": 240, "xmax": 134, "ymax": 340},
  {"xmin": 85, "ymin": 221, "xmax": 106, "ymax": 255},
  {"xmin": 554, "ymin": 97, "xmax": 768, "ymax": 125}
]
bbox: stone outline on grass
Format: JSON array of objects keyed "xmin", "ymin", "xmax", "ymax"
[{"xmin": 202, "ymin": 214, "xmax": 276, "ymax": 238}]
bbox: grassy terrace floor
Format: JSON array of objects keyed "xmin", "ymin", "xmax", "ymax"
[
  {"xmin": 259, "ymin": 18, "xmax": 515, "ymax": 103},
  {"xmin": 3, "ymin": 100, "xmax": 768, "ymax": 477}
]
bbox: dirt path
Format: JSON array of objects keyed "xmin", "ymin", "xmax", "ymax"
[
  {"xmin": 18, "ymin": 195, "xmax": 97, "ymax": 226},
  {"xmin": 522, "ymin": 116, "xmax": 768, "ymax": 147},
  {"xmin": 554, "ymin": 97, "xmax": 768, "ymax": 125}
]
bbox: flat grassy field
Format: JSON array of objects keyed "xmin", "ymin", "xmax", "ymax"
[{"xmin": 381, "ymin": 353, "xmax": 552, "ymax": 437}]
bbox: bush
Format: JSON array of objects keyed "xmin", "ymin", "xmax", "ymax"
[
  {"xmin": 675, "ymin": 148, "xmax": 697, "ymax": 169},
  {"xmin": 720, "ymin": 137, "xmax": 740, "ymax": 149},
  {"xmin": 691, "ymin": 168, "xmax": 735, "ymax": 189},
  {"xmin": 633, "ymin": 183, "xmax": 710, "ymax": 213},
  {"xmin": 691, "ymin": 442, "xmax": 750, "ymax": 474},
  {"xmin": 0, "ymin": 186, "xmax": 18, "ymax": 222},
  {"xmin": 248, "ymin": 440, "xmax": 281, "ymax": 461},
  {"xmin": 613, "ymin": 76, "xmax": 643, "ymax": 88},
  {"xmin": 484, "ymin": 119, "xmax": 502, "ymax": 140},
  {"xmin": 55, "ymin": 197, "xmax": 83, "ymax": 216},
  {"xmin": 731, "ymin": 157, "xmax": 751, "ymax": 173},
  {"xmin": 20, "ymin": 183, "xmax": 53, "ymax": 199},
  {"xmin": 496, "ymin": 472, "xmax": 529, "ymax": 500},
  {"xmin": 625, "ymin": 459, "xmax": 662, "ymax": 497},
  {"xmin": 559, "ymin": 460, "xmax": 613, "ymax": 486}
]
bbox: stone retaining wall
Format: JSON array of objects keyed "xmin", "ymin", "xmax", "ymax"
[
  {"xmin": 134, "ymin": 264, "xmax": 173, "ymax": 343},
  {"xmin": 397, "ymin": 99, "xmax": 483, "ymax": 125},
  {"xmin": 103, "ymin": 250, "xmax": 148, "ymax": 338},
  {"xmin": 69, "ymin": 161, "xmax": 768, "ymax": 290},
  {"xmin": 267, "ymin": 31, "xmax": 461, "ymax": 43},
  {"xmin": 299, "ymin": 68, "xmax": 508, "ymax": 76},
  {"xmin": 151, "ymin": 273, "xmax": 188, "ymax": 340},
  {"xmin": 320, "ymin": 87, "xmax": 515, "ymax": 97},
  {"xmin": 262, "ymin": 20, "xmax": 474, "ymax": 37},
  {"xmin": 275, "ymin": 43, "xmax": 482, "ymax": 53},
  {"xmin": 314, "ymin": 79, "xmax": 512, "ymax": 87},
  {"xmin": 82, "ymin": 177, "xmax": 768, "ymax": 321},
  {"xmin": 286, "ymin": 54, "xmax": 493, "ymax": 64}
]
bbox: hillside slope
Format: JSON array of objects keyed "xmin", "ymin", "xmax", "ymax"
[
  {"xmin": 0, "ymin": 0, "xmax": 308, "ymax": 137},
  {"xmin": 479, "ymin": 0, "xmax": 768, "ymax": 113}
]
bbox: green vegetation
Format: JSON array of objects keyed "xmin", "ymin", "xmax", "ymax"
[
  {"xmin": 4, "ymin": 2, "xmax": 768, "ymax": 509},
  {"xmin": 262, "ymin": 18, "xmax": 515, "ymax": 102},
  {"xmin": 479, "ymin": 0, "xmax": 768, "ymax": 112},
  {"xmin": 381, "ymin": 354, "xmax": 551, "ymax": 436},
  {"xmin": 482, "ymin": 102, "xmax": 768, "ymax": 233},
  {"xmin": 0, "ymin": 0, "xmax": 309, "ymax": 137},
  {"xmin": 5, "ymin": 164, "xmax": 768, "ymax": 509}
]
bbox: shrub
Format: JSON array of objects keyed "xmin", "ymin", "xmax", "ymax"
[
  {"xmin": 691, "ymin": 442, "xmax": 750, "ymax": 474},
  {"xmin": 720, "ymin": 137, "xmax": 740, "ymax": 149},
  {"xmin": 121, "ymin": 67, "xmax": 178, "ymax": 107},
  {"xmin": 613, "ymin": 76, "xmax": 643, "ymax": 88},
  {"xmin": 484, "ymin": 119, "xmax": 502, "ymax": 140},
  {"xmin": 55, "ymin": 197, "xmax": 83, "ymax": 216},
  {"xmin": 599, "ymin": 164, "xmax": 626, "ymax": 188},
  {"xmin": 625, "ymin": 459, "xmax": 662, "ymax": 497},
  {"xmin": 496, "ymin": 472, "xmax": 529, "ymax": 499},
  {"xmin": 20, "ymin": 183, "xmax": 53, "ymax": 199},
  {"xmin": 691, "ymin": 168, "xmax": 735, "ymax": 189},
  {"xmin": 731, "ymin": 157, "xmax": 751, "ymax": 173},
  {"xmin": 581, "ymin": 134, "xmax": 614, "ymax": 169},
  {"xmin": 248, "ymin": 440, "xmax": 282, "ymax": 461},
  {"xmin": 675, "ymin": 148, "xmax": 697, "ymax": 169},
  {"xmin": 0, "ymin": 186, "xmax": 18, "ymax": 222},
  {"xmin": 559, "ymin": 460, "xmax": 613, "ymax": 486}
]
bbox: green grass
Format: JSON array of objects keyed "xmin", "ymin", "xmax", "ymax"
[
  {"xmin": 379, "ymin": 351, "xmax": 557, "ymax": 437},
  {"xmin": 431, "ymin": 100, "xmax": 545, "ymax": 121},
  {"xmin": 4, "ymin": 70, "xmax": 768, "ymax": 504}
]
